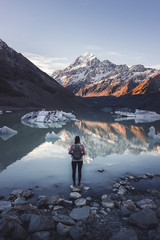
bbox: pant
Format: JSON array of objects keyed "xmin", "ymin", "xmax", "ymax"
[{"xmin": 72, "ymin": 161, "xmax": 83, "ymax": 184}]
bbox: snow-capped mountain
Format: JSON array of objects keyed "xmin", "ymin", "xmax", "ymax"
[{"xmin": 52, "ymin": 53, "xmax": 158, "ymax": 97}]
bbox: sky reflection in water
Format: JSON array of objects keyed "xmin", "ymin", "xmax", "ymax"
[{"xmin": 0, "ymin": 111, "xmax": 160, "ymax": 195}]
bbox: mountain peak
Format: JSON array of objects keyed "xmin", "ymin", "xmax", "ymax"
[
  {"xmin": 80, "ymin": 52, "xmax": 96, "ymax": 60},
  {"xmin": 0, "ymin": 39, "xmax": 15, "ymax": 54}
]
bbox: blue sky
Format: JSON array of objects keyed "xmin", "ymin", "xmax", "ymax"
[{"xmin": 0, "ymin": 0, "xmax": 160, "ymax": 74}]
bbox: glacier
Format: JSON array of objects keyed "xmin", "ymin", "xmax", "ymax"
[
  {"xmin": 114, "ymin": 109, "xmax": 160, "ymax": 123},
  {"xmin": 21, "ymin": 110, "xmax": 77, "ymax": 128}
]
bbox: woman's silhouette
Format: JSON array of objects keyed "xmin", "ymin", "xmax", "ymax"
[{"xmin": 68, "ymin": 136, "xmax": 85, "ymax": 187}]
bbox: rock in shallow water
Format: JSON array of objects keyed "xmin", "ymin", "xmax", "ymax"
[
  {"xmin": 70, "ymin": 192, "xmax": 82, "ymax": 200},
  {"xmin": 75, "ymin": 198, "xmax": 86, "ymax": 207},
  {"xmin": 70, "ymin": 206, "xmax": 93, "ymax": 223}
]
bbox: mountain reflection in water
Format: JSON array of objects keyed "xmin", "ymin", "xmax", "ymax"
[{"xmin": 0, "ymin": 111, "xmax": 160, "ymax": 195}]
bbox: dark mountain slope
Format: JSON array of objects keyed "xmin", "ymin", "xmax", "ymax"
[{"xmin": 0, "ymin": 40, "xmax": 85, "ymax": 111}]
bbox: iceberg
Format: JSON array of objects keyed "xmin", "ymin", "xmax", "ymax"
[
  {"xmin": 21, "ymin": 110, "xmax": 77, "ymax": 128},
  {"xmin": 0, "ymin": 126, "xmax": 17, "ymax": 141},
  {"xmin": 148, "ymin": 126, "xmax": 160, "ymax": 142},
  {"xmin": 115, "ymin": 109, "xmax": 160, "ymax": 123},
  {"xmin": 45, "ymin": 131, "xmax": 59, "ymax": 144}
]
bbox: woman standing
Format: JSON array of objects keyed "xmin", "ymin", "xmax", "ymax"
[{"xmin": 68, "ymin": 136, "xmax": 86, "ymax": 187}]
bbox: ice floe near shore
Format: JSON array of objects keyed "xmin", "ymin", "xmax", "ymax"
[
  {"xmin": 21, "ymin": 110, "xmax": 77, "ymax": 128},
  {"xmin": 115, "ymin": 109, "xmax": 160, "ymax": 123},
  {"xmin": 0, "ymin": 126, "xmax": 17, "ymax": 141}
]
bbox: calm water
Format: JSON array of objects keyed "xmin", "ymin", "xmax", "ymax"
[{"xmin": 0, "ymin": 110, "xmax": 160, "ymax": 197}]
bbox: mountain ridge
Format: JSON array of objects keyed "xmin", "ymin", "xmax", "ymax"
[{"xmin": 52, "ymin": 53, "xmax": 159, "ymax": 97}]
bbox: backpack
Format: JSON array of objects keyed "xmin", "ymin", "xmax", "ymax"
[{"xmin": 72, "ymin": 144, "xmax": 83, "ymax": 160}]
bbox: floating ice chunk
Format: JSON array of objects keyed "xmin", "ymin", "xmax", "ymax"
[
  {"xmin": 21, "ymin": 110, "xmax": 77, "ymax": 128},
  {"xmin": 0, "ymin": 126, "xmax": 17, "ymax": 141},
  {"xmin": 148, "ymin": 126, "xmax": 160, "ymax": 141},
  {"xmin": 115, "ymin": 109, "xmax": 160, "ymax": 123},
  {"xmin": 45, "ymin": 131, "xmax": 59, "ymax": 144},
  {"xmin": 5, "ymin": 111, "xmax": 12, "ymax": 113}
]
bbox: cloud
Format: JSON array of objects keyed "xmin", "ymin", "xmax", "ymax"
[
  {"xmin": 146, "ymin": 64, "xmax": 160, "ymax": 70},
  {"xmin": 23, "ymin": 52, "xmax": 70, "ymax": 75}
]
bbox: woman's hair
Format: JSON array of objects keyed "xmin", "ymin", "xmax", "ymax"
[{"xmin": 75, "ymin": 136, "xmax": 80, "ymax": 144}]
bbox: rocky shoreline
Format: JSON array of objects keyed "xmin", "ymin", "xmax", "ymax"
[{"xmin": 1, "ymin": 173, "xmax": 160, "ymax": 240}]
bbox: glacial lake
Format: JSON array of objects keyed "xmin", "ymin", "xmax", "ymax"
[{"xmin": 0, "ymin": 110, "xmax": 160, "ymax": 198}]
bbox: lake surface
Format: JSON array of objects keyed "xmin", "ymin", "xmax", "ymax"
[{"xmin": 0, "ymin": 110, "xmax": 160, "ymax": 197}]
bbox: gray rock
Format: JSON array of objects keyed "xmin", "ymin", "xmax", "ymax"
[
  {"xmin": 92, "ymin": 202, "xmax": 99, "ymax": 207},
  {"xmin": 57, "ymin": 222, "xmax": 72, "ymax": 236},
  {"xmin": 86, "ymin": 197, "xmax": 92, "ymax": 204},
  {"xmin": 123, "ymin": 199, "xmax": 136, "ymax": 211},
  {"xmin": 10, "ymin": 223, "xmax": 27, "ymax": 240},
  {"xmin": 129, "ymin": 207, "xmax": 158, "ymax": 229},
  {"xmin": 70, "ymin": 206, "xmax": 93, "ymax": 223},
  {"xmin": 69, "ymin": 222, "xmax": 86, "ymax": 240},
  {"xmin": 75, "ymin": 198, "xmax": 86, "ymax": 207},
  {"xmin": 53, "ymin": 214, "xmax": 75, "ymax": 226},
  {"xmin": 0, "ymin": 201, "xmax": 11, "ymax": 211},
  {"xmin": 11, "ymin": 189, "xmax": 23, "ymax": 196},
  {"xmin": 36, "ymin": 195, "xmax": 47, "ymax": 208},
  {"xmin": 47, "ymin": 195, "xmax": 64, "ymax": 205},
  {"xmin": 70, "ymin": 185, "xmax": 82, "ymax": 192},
  {"xmin": 23, "ymin": 190, "xmax": 34, "ymax": 199},
  {"xmin": 120, "ymin": 205, "xmax": 131, "ymax": 217},
  {"xmin": 109, "ymin": 229, "xmax": 138, "ymax": 240},
  {"xmin": 113, "ymin": 183, "xmax": 120, "ymax": 189},
  {"xmin": 31, "ymin": 231, "xmax": 50, "ymax": 240},
  {"xmin": 117, "ymin": 186, "xmax": 126, "ymax": 195},
  {"xmin": 99, "ymin": 210, "xmax": 107, "ymax": 216},
  {"xmin": 136, "ymin": 198, "xmax": 157, "ymax": 209},
  {"xmin": 102, "ymin": 199, "xmax": 114, "ymax": 209},
  {"xmin": 70, "ymin": 192, "xmax": 82, "ymax": 200},
  {"xmin": 0, "ymin": 217, "xmax": 22, "ymax": 238},
  {"xmin": 101, "ymin": 194, "xmax": 108, "ymax": 201},
  {"xmin": 148, "ymin": 223, "xmax": 160, "ymax": 240},
  {"xmin": 14, "ymin": 197, "xmax": 27, "ymax": 205},
  {"xmin": 64, "ymin": 200, "xmax": 73, "ymax": 205},
  {"xmin": 28, "ymin": 214, "xmax": 55, "ymax": 233},
  {"xmin": 53, "ymin": 205, "xmax": 63, "ymax": 211}
]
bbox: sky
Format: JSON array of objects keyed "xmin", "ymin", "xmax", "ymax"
[{"xmin": 0, "ymin": 0, "xmax": 160, "ymax": 75}]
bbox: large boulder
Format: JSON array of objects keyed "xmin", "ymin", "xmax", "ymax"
[
  {"xmin": 109, "ymin": 229, "xmax": 138, "ymax": 240},
  {"xmin": 136, "ymin": 198, "xmax": 157, "ymax": 210},
  {"xmin": 69, "ymin": 222, "xmax": 86, "ymax": 240},
  {"xmin": 28, "ymin": 214, "xmax": 55, "ymax": 233},
  {"xmin": 129, "ymin": 207, "xmax": 158, "ymax": 229},
  {"xmin": 70, "ymin": 206, "xmax": 93, "ymax": 223},
  {"xmin": 31, "ymin": 231, "xmax": 50, "ymax": 240},
  {"xmin": 57, "ymin": 223, "xmax": 72, "ymax": 236}
]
